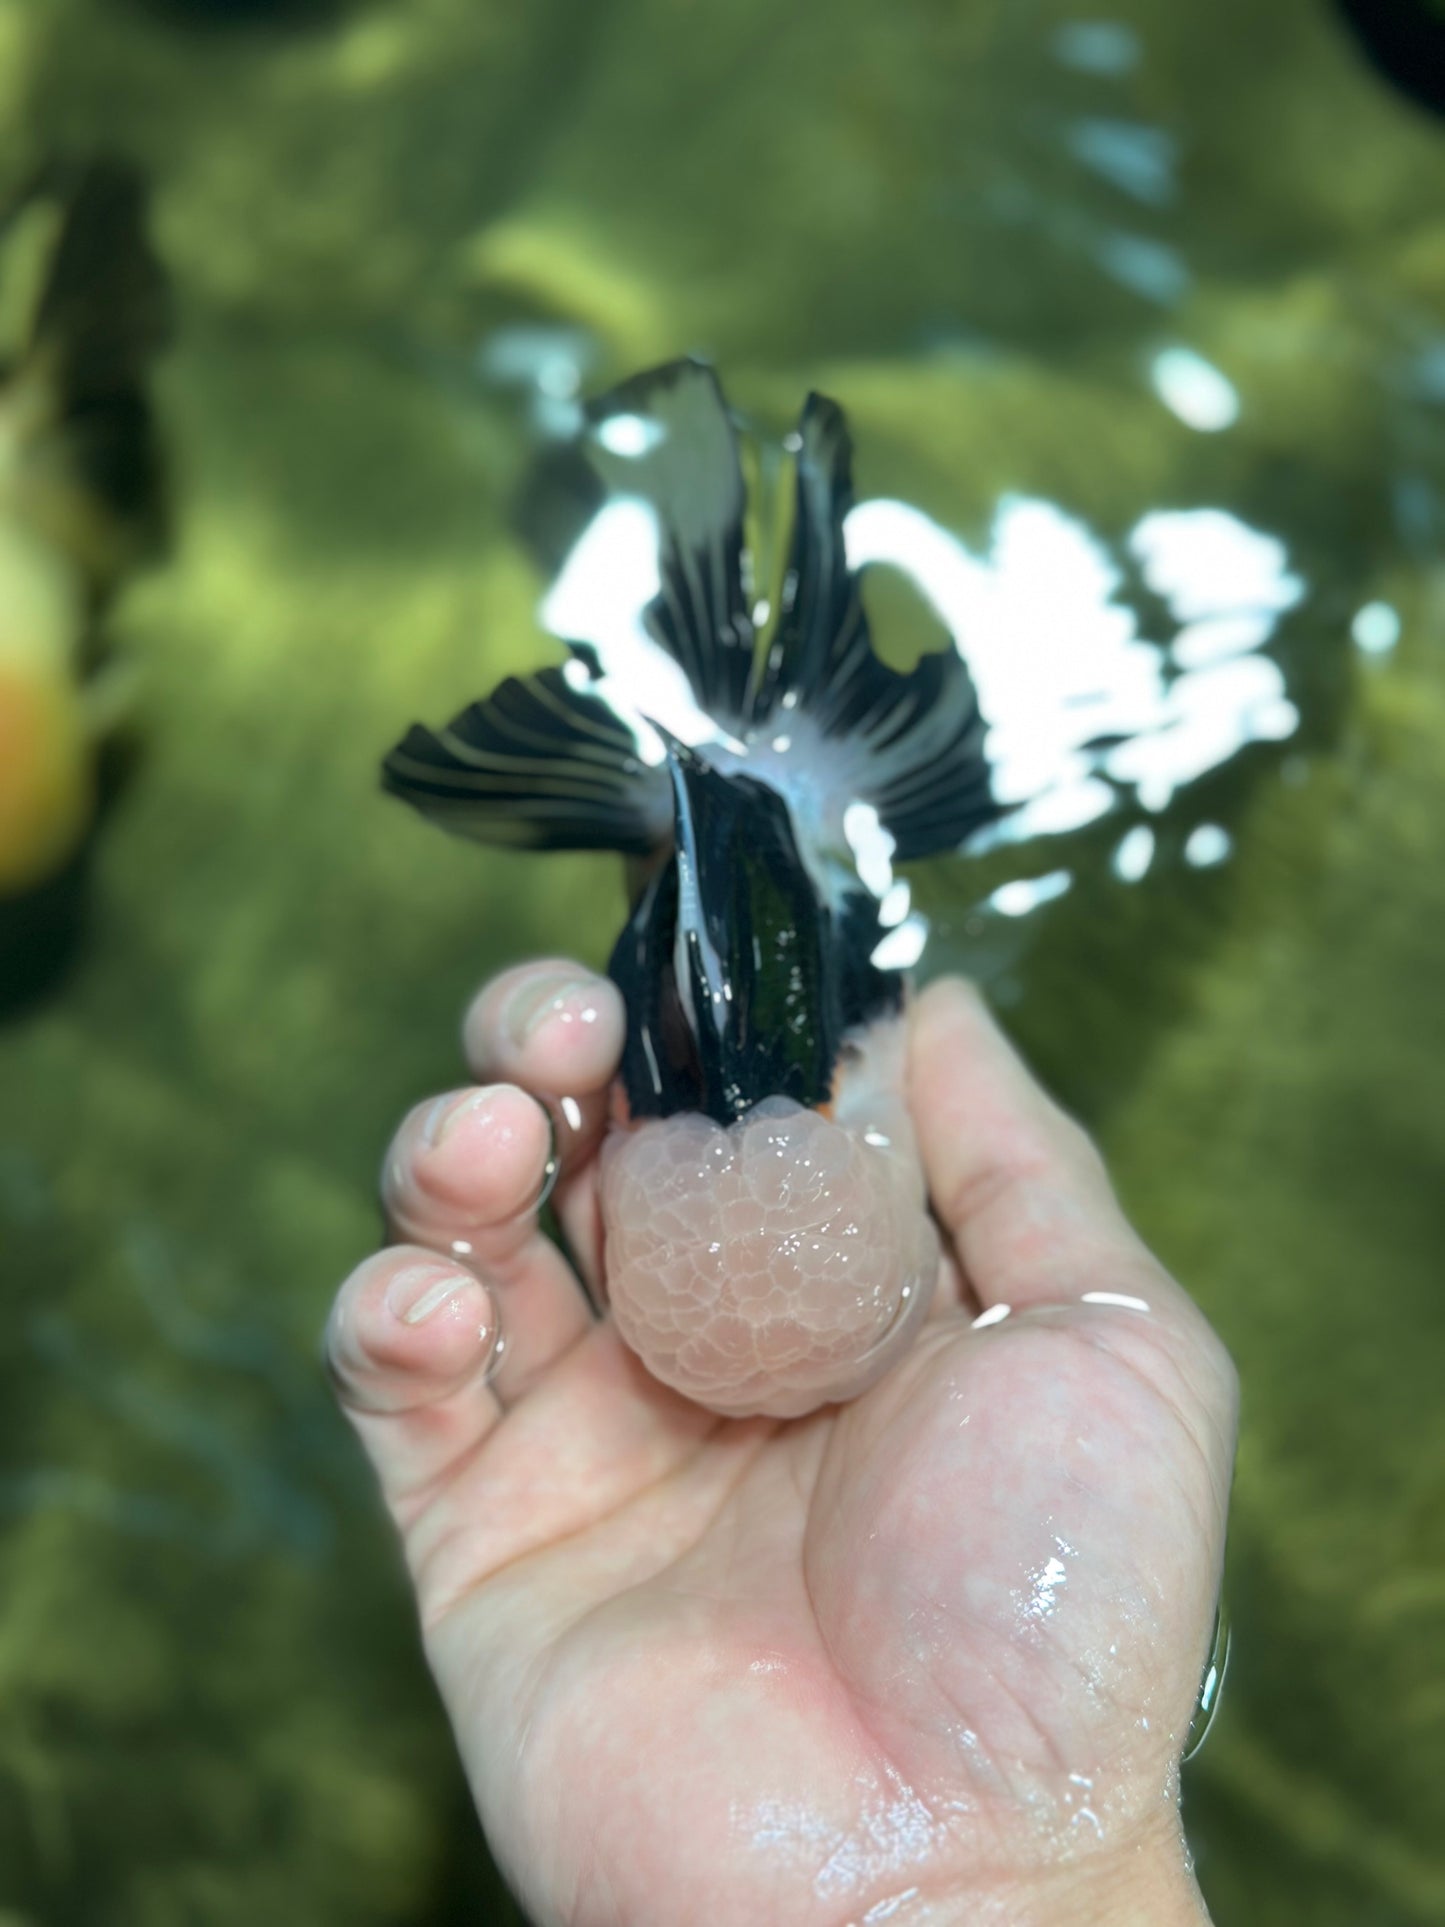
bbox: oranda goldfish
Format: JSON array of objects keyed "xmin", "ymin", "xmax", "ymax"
[{"xmin": 384, "ymin": 361, "xmax": 999, "ymax": 1417}]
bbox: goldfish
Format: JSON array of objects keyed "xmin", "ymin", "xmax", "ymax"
[
  {"xmin": 384, "ymin": 361, "xmax": 999, "ymax": 1417},
  {"xmin": 0, "ymin": 158, "xmax": 168, "ymax": 898}
]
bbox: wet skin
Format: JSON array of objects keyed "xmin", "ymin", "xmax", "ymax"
[{"xmin": 327, "ymin": 960, "xmax": 1235, "ymax": 1927}]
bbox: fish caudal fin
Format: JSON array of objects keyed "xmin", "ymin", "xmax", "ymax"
[
  {"xmin": 758, "ymin": 392, "xmax": 999, "ymax": 861},
  {"xmin": 580, "ymin": 358, "xmax": 758, "ymax": 729}
]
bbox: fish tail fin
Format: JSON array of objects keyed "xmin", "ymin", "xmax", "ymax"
[
  {"xmin": 22, "ymin": 158, "xmax": 170, "ymax": 404},
  {"xmin": 757, "ymin": 392, "xmax": 999, "ymax": 860}
]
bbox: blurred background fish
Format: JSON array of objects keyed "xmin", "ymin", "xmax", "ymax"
[{"xmin": 0, "ymin": 156, "xmax": 169, "ymax": 908}]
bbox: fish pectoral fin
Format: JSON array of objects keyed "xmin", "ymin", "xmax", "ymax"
[{"xmin": 382, "ymin": 666, "xmax": 669, "ymax": 854}]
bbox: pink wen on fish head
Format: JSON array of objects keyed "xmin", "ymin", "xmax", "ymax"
[{"xmin": 600, "ymin": 1098, "xmax": 937, "ymax": 1419}]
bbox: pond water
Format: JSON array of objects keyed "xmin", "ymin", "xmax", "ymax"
[{"xmin": 1, "ymin": 0, "xmax": 1443, "ymax": 1921}]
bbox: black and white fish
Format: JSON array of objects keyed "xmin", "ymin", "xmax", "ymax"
[
  {"xmin": 385, "ymin": 360, "xmax": 997, "ymax": 1119},
  {"xmin": 383, "ymin": 360, "xmax": 998, "ymax": 1416}
]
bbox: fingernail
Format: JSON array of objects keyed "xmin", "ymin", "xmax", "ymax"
[
  {"xmin": 504, "ymin": 973, "xmax": 603, "ymax": 1048},
  {"xmin": 386, "ymin": 1264, "xmax": 472, "ymax": 1325},
  {"xmin": 421, "ymin": 1087, "xmax": 497, "ymax": 1148}
]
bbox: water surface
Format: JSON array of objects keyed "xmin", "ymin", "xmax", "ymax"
[{"xmin": 1, "ymin": 0, "xmax": 1443, "ymax": 1920}]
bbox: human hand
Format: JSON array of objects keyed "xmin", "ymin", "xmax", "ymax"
[{"xmin": 328, "ymin": 960, "xmax": 1236, "ymax": 1926}]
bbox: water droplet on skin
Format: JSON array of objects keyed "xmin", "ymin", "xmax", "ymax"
[
  {"xmin": 536, "ymin": 1146, "xmax": 561, "ymax": 1211},
  {"xmin": 1183, "ymin": 1603, "xmax": 1231, "ymax": 1763},
  {"xmin": 1023, "ymin": 1554, "xmax": 1069, "ymax": 1621}
]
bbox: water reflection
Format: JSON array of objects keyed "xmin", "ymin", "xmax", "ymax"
[
  {"xmin": 1065, "ymin": 118, "xmax": 1178, "ymax": 206},
  {"xmin": 1050, "ymin": 21, "xmax": 1143, "ymax": 78},
  {"xmin": 528, "ymin": 408, "xmax": 1314, "ymax": 982},
  {"xmin": 1183, "ymin": 823, "xmax": 1232, "ymax": 868},
  {"xmin": 1351, "ymin": 598, "xmax": 1401, "ymax": 656},
  {"xmin": 846, "ymin": 492, "xmax": 1303, "ymax": 849},
  {"xmin": 1112, "ymin": 823, "xmax": 1156, "ymax": 882},
  {"xmin": 1149, "ymin": 346, "xmax": 1240, "ymax": 431},
  {"xmin": 476, "ymin": 323, "xmax": 596, "ymax": 439},
  {"xmin": 986, "ymin": 869, "xmax": 1074, "ymax": 918}
]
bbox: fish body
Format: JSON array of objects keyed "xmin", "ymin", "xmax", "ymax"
[
  {"xmin": 386, "ymin": 359, "xmax": 996, "ymax": 1118},
  {"xmin": 384, "ymin": 361, "xmax": 996, "ymax": 1415}
]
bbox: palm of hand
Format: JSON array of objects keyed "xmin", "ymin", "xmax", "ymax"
[
  {"xmin": 332, "ymin": 973, "xmax": 1234, "ymax": 1927},
  {"xmin": 429, "ymin": 1305, "xmax": 1222, "ymax": 1926}
]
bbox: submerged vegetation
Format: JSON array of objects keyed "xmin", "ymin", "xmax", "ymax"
[{"xmin": 0, "ymin": 0, "xmax": 1442, "ymax": 1920}]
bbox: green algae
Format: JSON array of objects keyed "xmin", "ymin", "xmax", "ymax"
[{"xmin": 1, "ymin": 0, "xmax": 1443, "ymax": 1920}]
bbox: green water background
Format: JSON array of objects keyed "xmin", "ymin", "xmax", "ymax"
[{"xmin": 1, "ymin": 0, "xmax": 1443, "ymax": 1919}]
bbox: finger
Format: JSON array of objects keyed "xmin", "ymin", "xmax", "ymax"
[
  {"xmin": 384, "ymin": 1081, "xmax": 556, "ymax": 1259},
  {"xmin": 462, "ymin": 957, "xmax": 623, "ymax": 1149},
  {"xmin": 908, "ymin": 977, "xmax": 1161, "ymax": 1312},
  {"xmin": 930, "ymin": 1247, "xmax": 972, "ymax": 1320},
  {"xmin": 912, "ymin": 981, "xmax": 1239, "ymax": 1472},
  {"xmin": 834, "ymin": 1013, "xmax": 973, "ymax": 1320},
  {"xmin": 326, "ymin": 1246, "xmax": 504, "ymax": 1523},
  {"xmin": 382, "ymin": 1082, "xmax": 595, "ymax": 1400},
  {"xmin": 462, "ymin": 958, "xmax": 625, "ymax": 1284}
]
